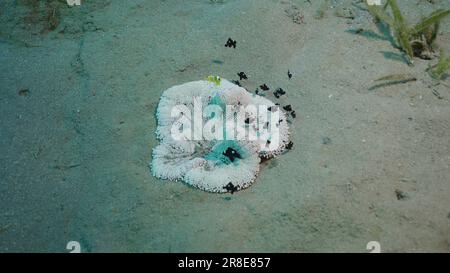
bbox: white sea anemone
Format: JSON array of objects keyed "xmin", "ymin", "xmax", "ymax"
[{"xmin": 151, "ymin": 79, "xmax": 290, "ymax": 193}]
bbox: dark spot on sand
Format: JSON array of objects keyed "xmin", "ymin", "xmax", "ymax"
[
  {"xmin": 322, "ymin": 137, "xmax": 332, "ymax": 145},
  {"xmin": 212, "ymin": 59, "xmax": 224, "ymax": 65},
  {"xmin": 395, "ymin": 189, "xmax": 408, "ymax": 200},
  {"xmin": 18, "ymin": 89, "xmax": 29, "ymax": 97}
]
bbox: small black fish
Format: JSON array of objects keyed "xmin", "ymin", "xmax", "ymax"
[
  {"xmin": 244, "ymin": 117, "xmax": 250, "ymax": 124},
  {"xmin": 232, "ymin": 80, "xmax": 241, "ymax": 86},
  {"xmin": 275, "ymin": 88, "xmax": 286, "ymax": 95},
  {"xmin": 260, "ymin": 84, "xmax": 269, "ymax": 91},
  {"xmin": 291, "ymin": 111, "xmax": 296, "ymax": 118},
  {"xmin": 223, "ymin": 182, "xmax": 238, "ymax": 194},
  {"xmin": 275, "ymin": 103, "xmax": 280, "ymax": 106},
  {"xmin": 283, "ymin": 105, "xmax": 292, "ymax": 112},
  {"xmin": 255, "ymin": 89, "xmax": 259, "ymax": 95},
  {"xmin": 266, "ymin": 139, "xmax": 271, "ymax": 145},
  {"xmin": 237, "ymin": 72, "xmax": 248, "ymax": 80},
  {"xmin": 288, "ymin": 70, "xmax": 292, "ymax": 79},
  {"xmin": 286, "ymin": 141, "xmax": 294, "ymax": 150},
  {"xmin": 274, "ymin": 88, "xmax": 286, "ymax": 98},
  {"xmin": 225, "ymin": 38, "xmax": 237, "ymax": 48},
  {"xmin": 222, "ymin": 147, "xmax": 242, "ymax": 163}
]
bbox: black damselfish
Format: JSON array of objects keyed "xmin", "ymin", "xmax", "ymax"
[
  {"xmin": 231, "ymin": 80, "xmax": 241, "ymax": 87},
  {"xmin": 223, "ymin": 182, "xmax": 238, "ymax": 194},
  {"xmin": 274, "ymin": 88, "xmax": 286, "ymax": 98},
  {"xmin": 276, "ymin": 88, "xmax": 286, "ymax": 95},
  {"xmin": 283, "ymin": 105, "xmax": 292, "ymax": 112},
  {"xmin": 260, "ymin": 84, "xmax": 270, "ymax": 91},
  {"xmin": 237, "ymin": 72, "xmax": 248, "ymax": 80},
  {"xmin": 222, "ymin": 147, "xmax": 242, "ymax": 163},
  {"xmin": 286, "ymin": 141, "xmax": 294, "ymax": 150},
  {"xmin": 225, "ymin": 38, "xmax": 237, "ymax": 48}
]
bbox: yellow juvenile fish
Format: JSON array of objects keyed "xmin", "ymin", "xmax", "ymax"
[{"xmin": 206, "ymin": 75, "xmax": 221, "ymax": 86}]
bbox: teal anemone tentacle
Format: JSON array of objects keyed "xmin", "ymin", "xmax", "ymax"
[{"xmin": 204, "ymin": 140, "xmax": 248, "ymax": 166}]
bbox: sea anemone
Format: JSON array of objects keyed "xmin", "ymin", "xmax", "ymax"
[{"xmin": 151, "ymin": 79, "xmax": 290, "ymax": 193}]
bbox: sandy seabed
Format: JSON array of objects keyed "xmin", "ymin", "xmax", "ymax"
[{"xmin": 0, "ymin": 0, "xmax": 450, "ymax": 252}]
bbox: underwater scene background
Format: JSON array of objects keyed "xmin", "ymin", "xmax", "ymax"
[{"xmin": 1, "ymin": 0, "xmax": 450, "ymax": 252}]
